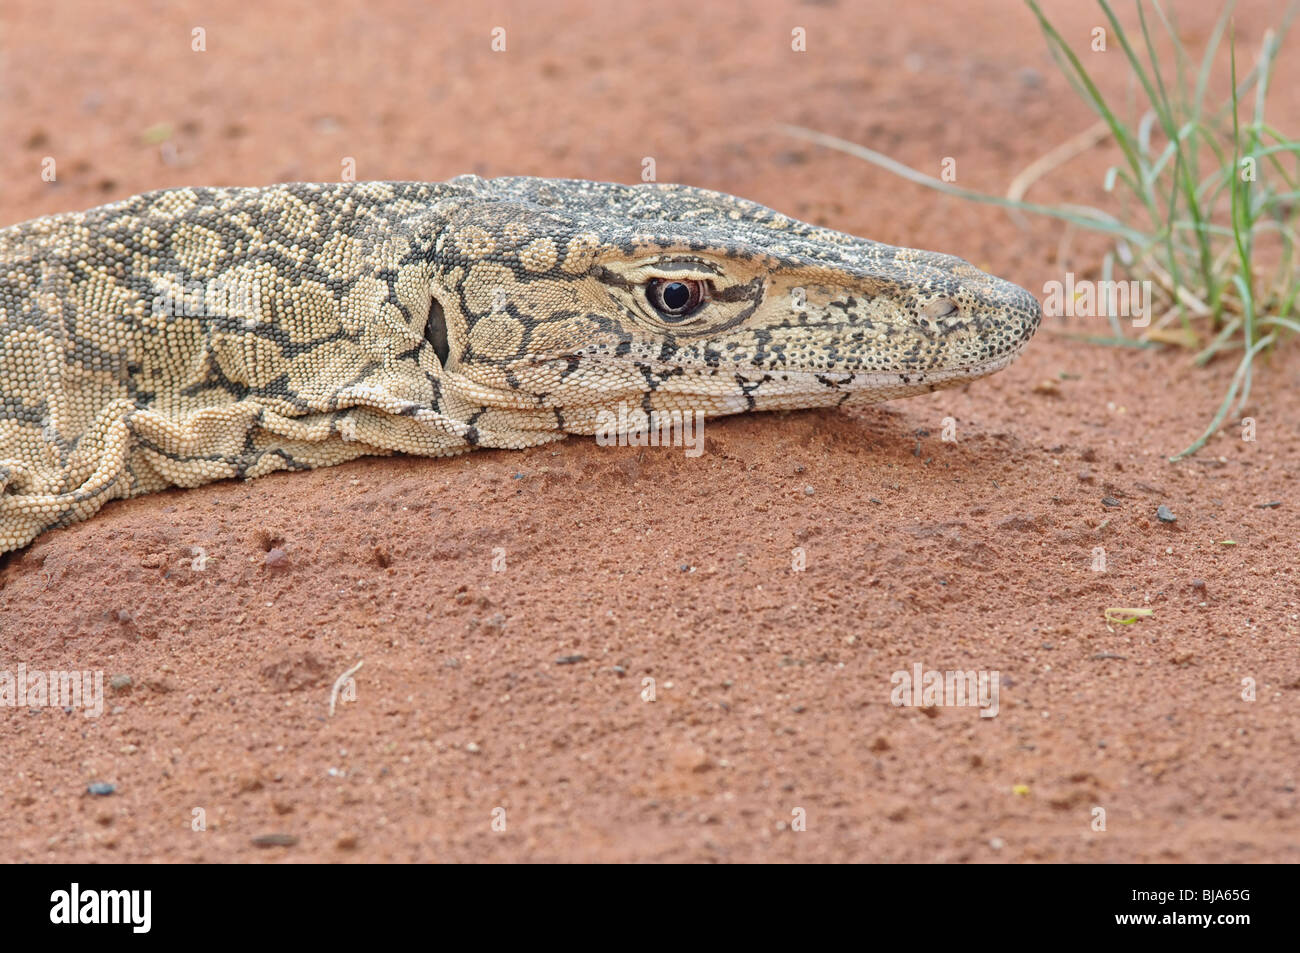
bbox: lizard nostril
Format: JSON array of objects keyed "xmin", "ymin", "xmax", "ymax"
[{"xmin": 921, "ymin": 298, "xmax": 958, "ymax": 321}]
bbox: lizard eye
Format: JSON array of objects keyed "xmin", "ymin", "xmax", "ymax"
[{"xmin": 646, "ymin": 278, "xmax": 707, "ymax": 320}]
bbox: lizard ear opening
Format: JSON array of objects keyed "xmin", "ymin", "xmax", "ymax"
[{"xmin": 424, "ymin": 295, "xmax": 450, "ymax": 367}]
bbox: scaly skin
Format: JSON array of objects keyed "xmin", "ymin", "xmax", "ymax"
[{"xmin": 0, "ymin": 176, "xmax": 1041, "ymax": 553}]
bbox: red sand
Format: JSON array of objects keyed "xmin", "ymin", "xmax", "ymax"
[{"xmin": 1, "ymin": 0, "xmax": 1297, "ymax": 862}]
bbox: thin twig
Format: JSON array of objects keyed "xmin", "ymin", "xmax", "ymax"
[
  {"xmin": 1007, "ymin": 119, "xmax": 1111, "ymax": 205},
  {"xmin": 329, "ymin": 659, "xmax": 365, "ymax": 717}
]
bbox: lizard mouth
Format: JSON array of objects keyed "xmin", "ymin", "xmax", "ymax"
[
  {"xmin": 504, "ymin": 292, "xmax": 1041, "ymax": 412},
  {"xmin": 512, "ymin": 334, "xmax": 1032, "ymax": 415},
  {"xmin": 648, "ymin": 351, "xmax": 1024, "ymax": 401}
]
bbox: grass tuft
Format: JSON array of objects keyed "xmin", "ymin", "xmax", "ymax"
[{"xmin": 783, "ymin": 0, "xmax": 1299, "ymax": 460}]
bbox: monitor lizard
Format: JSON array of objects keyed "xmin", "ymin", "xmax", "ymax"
[{"xmin": 0, "ymin": 176, "xmax": 1041, "ymax": 553}]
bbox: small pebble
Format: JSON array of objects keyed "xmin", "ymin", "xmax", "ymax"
[
  {"xmin": 87, "ymin": 782, "xmax": 116, "ymax": 796},
  {"xmin": 1156, "ymin": 505, "xmax": 1176, "ymax": 523},
  {"xmin": 251, "ymin": 833, "xmax": 298, "ymax": 848}
]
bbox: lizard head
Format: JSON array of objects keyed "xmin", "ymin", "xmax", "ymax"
[{"xmin": 426, "ymin": 176, "xmax": 1041, "ymax": 432}]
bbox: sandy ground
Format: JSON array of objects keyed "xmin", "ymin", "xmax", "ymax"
[{"xmin": 1, "ymin": 0, "xmax": 1298, "ymax": 862}]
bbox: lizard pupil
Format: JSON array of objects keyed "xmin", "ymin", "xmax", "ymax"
[
  {"xmin": 662, "ymin": 282, "xmax": 691, "ymax": 310},
  {"xmin": 647, "ymin": 278, "xmax": 705, "ymax": 319}
]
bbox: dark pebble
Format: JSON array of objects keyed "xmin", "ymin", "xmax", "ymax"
[
  {"xmin": 87, "ymin": 782, "xmax": 116, "ymax": 796},
  {"xmin": 1156, "ymin": 505, "xmax": 1177, "ymax": 523},
  {"xmin": 251, "ymin": 833, "xmax": 298, "ymax": 848},
  {"xmin": 555, "ymin": 655, "xmax": 586, "ymax": 665},
  {"xmin": 1019, "ymin": 67, "xmax": 1044, "ymax": 87}
]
